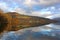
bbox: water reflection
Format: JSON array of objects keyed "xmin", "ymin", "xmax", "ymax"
[
  {"xmin": 0, "ymin": 30, "xmax": 60, "ymax": 40},
  {"xmin": 0, "ymin": 0, "xmax": 60, "ymax": 40}
]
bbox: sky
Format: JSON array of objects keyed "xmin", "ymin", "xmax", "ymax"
[
  {"xmin": 0, "ymin": 0, "xmax": 60, "ymax": 16},
  {"xmin": 0, "ymin": 0, "xmax": 60, "ymax": 30},
  {"xmin": 0, "ymin": 0, "xmax": 60, "ymax": 40}
]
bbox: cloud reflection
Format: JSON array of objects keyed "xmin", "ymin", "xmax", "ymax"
[{"xmin": 0, "ymin": 0, "xmax": 60, "ymax": 40}]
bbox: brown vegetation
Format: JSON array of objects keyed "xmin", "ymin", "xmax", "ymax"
[{"xmin": 0, "ymin": 10, "xmax": 55, "ymax": 34}]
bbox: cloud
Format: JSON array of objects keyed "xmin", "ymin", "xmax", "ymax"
[
  {"xmin": 0, "ymin": 0, "xmax": 60, "ymax": 13},
  {"xmin": 28, "ymin": 11, "xmax": 53, "ymax": 17},
  {"xmin": 11, "ymin": 0, "xmax": 60, "ymax": 14},
  {"xmin": 38, "ymin": 0, "xmax": 60, "ymax": 5},
  {"xmin": 11, "ymin": 7, "xmax": 27, "ymax": 15},
  {"xmin": 7, "ymin": 0, "xmax": 60, "ymax": 7},
  {"xmin": 0, "ymin": 2, "xmax": 9, "ymax": 12},
  {"xmin": 29, "ymin": 6, "xmax": 60, "ymax": 17},
  {"xmin": 23, "ymin": 0, "xmax": 60, "ymax": 7}
]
